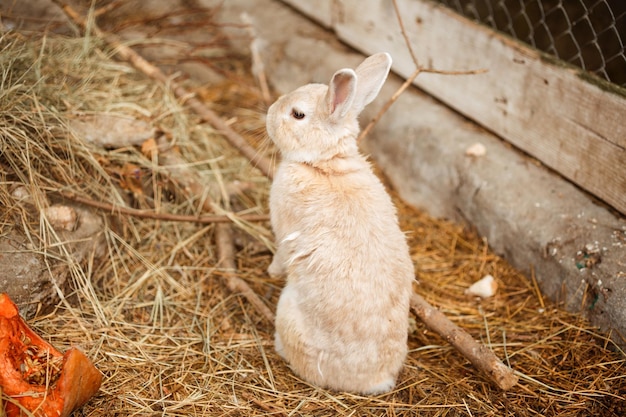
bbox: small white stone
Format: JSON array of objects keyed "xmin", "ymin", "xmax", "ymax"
[
  {"xmin": 42, "ymin": 205, "xmax": 78, "ymax": 231},
  {"xmin": 466, "ymin": 274, "xmax": 498, "ymax": 298},
  {"xmin": 11, "ymin": 185, "xmax": 31, "ymax": 201},
  {"xmin": 465, "ymin": 143, "xmax": 486, "ymax": 157}
]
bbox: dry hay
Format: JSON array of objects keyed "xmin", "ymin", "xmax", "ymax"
[{"xmin": 0, "ymin": 12, "xmax": 625, "ymax": 417}]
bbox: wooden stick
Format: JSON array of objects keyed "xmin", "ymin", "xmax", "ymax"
[
  {"xmin": 156, "ymin": 138, "xmax": 274, "ymax": 322},
  {"xmin": 410, "ymin": 293, "xmax": 518, "ymax": 390},
  {"xmin": 215, "ymin": 222, "xmax": 275, "ymax": 323},
  {"xmin": 59, "ymin": 191, "xmax": 269, "ymax": 224},
  {"xmin": 392, "ymin": 0, "xmax": 420, "ymax": 68},
  {"xmin": 157, "ymin": 143, "xmax": 274, "ymax": 322},
  {"xmin": 391, "ymin": 0, "xmax": 488, "ymax": 78},
  {"xmin": 357, "ymin": 67, "xmax": 421, "ymax": 143},
  {"xmin": 358, "ymin": 0, "xmax": 486, "ymax": 144},
  {"xmin": 53, "ymin": 0, "xmax": 275, "ymax": 179}
]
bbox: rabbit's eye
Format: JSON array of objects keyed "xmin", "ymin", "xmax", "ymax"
[{"xmin": 291, "ymin": 109, "xmax": 305, "ymax": 120}]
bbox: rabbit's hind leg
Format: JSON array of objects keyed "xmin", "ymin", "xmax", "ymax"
[{"xmin": 274, "ymin": 284, "xmax": 307, "ymax": 360}]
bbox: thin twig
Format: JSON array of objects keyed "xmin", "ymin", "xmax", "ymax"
[
  {"xmin": 58, "ymin": 191, "xmax": 269, "ymax": 224},
  {"xmin": 422, "ymin": 68, "xmax": 488, "ymax": 76},
  {"xmin": 215, "ymin": 222, "xmax": 275, "ymax": 323},
  {"xmin": 53, "ymin": 0, "xmax": 275, "ymax": 179},
  {"xmin": 357, "ymin": 67, "xmax": 420, "ymax": 143},
  {"xmin": 358, "ymin": 0, "xmax": 486, "ymax": 144},
  {"xmin": 392, "ymin": 0, "xmax": 420, "ymax": 68},
  {"xmin": 94, "ymin": 0, "xmax": 124, "ymax": 17},
  {"xmin": 392, "ymin": 0, "xmax": 487, "ymax": 77}
]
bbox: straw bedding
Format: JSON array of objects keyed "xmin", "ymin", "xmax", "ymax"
[{"xmin": 0, "ymin": 7, "xmax": 624, "ymax": 416}]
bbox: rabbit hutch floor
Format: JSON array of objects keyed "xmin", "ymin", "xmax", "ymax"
[{"xmin": 0, "ymin": 2, "xmax": 625, "ymax": 416}]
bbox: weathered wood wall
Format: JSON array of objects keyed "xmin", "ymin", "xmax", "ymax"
[{"xmin": 283, "ymin": 0, "xmax": 626, "ymax": 215}]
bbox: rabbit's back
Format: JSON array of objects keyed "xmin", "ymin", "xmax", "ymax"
[{"xmin": 270, "ymin": 156, "xmax": 413, "ymax": 394}]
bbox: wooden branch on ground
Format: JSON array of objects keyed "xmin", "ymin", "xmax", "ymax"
[
  {"xmin": 410, "ymin": 293, "xmax": 518, "ymax": 390},
  {"xmin": 59, "ymin": 191, "xmax": 269, "ymax": 224},
  {"xmin": 155, "ymin": 141, "xmax": 274, "ymax": 322},
  {"xmin": 215, "ymin": 223, "xmax": 275, "ymax": 323}
]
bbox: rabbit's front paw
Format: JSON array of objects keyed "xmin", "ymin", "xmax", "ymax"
[{"xmin": 268, "ymin": 256, "xmax": 286, "ymax": 277}]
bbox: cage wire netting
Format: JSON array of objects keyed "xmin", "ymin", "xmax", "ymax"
[{"xmin": 435, "ymin": 0, "xmax": 626, "ymax": 88}]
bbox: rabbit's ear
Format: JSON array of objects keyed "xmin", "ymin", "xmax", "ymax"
[
  {"xmin": 352, "ymin": 52, "xmax": 392, "ymax": 113},
  {"xmin": 326, "ymin": 69, "xmax": 357, "ymax": 120}
]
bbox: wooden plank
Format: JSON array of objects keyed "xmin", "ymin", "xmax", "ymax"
[
  {"xmin": 281, "ymin": 0, "xmax": 626, "ymax": 215},
  {"xmin": 282, "ymin": 0, "xmax": 333, "ymax": 27}
]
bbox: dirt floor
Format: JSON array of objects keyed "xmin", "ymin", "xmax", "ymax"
[{"xmin": 0, "ymin": 1, "xmax": 624, "ymax": 416}]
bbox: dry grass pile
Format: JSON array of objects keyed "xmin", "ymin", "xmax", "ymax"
[{"xmin": 0, "ymin": 13, "xmax": 624, "ymax": 417}]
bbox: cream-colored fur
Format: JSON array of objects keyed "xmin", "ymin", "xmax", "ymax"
[{"xmin": 267, "ymin": 53, "xmax": 414, "ymax": 395}]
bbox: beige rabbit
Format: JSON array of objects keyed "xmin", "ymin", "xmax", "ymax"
[{"xmin": 267, "ymin": 53, "xmax": 414, "ymax": 395}]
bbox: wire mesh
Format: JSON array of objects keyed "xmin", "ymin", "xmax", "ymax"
[{"xmin": 435, "ymin": 0, "xmax": 626, "ymax": 87}]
